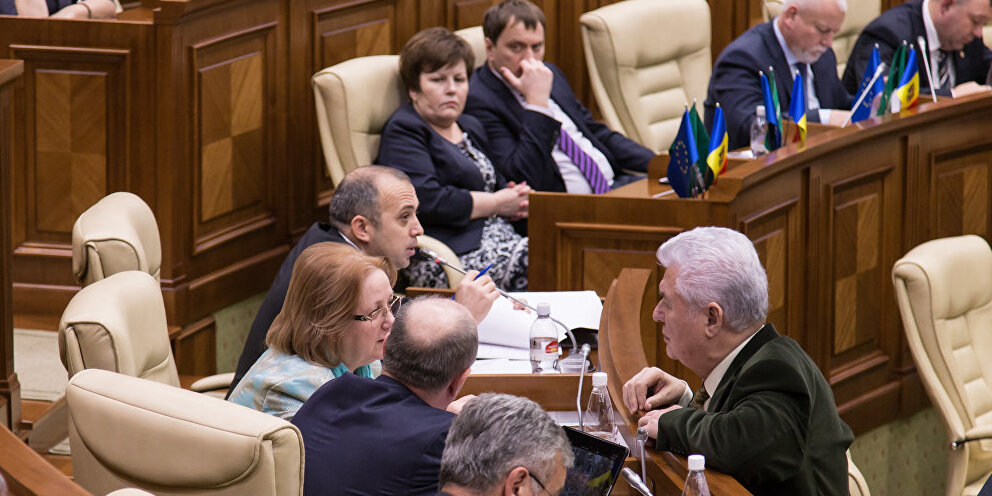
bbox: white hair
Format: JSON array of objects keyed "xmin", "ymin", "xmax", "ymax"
[
  {"xmin": 656, "ymin": 227, "xmax": 768, "ymax": 332},
  {"xmin": 783, "ymin": 0, "xmax": 847, "ymax": 12}
]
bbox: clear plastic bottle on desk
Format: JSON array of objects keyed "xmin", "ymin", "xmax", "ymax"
[
  {"xmin": 750, "ymin": 105, "xmax": 769, "ymax": 157},
  {"xmin": 529, "ymin": 303, "xmax": 558, "ymax": 374},
  {"xmin": 583, "ymin": 372, "xmax": 617, "ymax": 441},
  {"xmin": 681, "ymin": 454, "xmax": 710, "ymax": 496}
]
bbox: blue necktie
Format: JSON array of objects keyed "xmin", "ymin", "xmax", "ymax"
[{"xmin": 557, "ymin": 128, "xmax": 609, "ymax": 194}]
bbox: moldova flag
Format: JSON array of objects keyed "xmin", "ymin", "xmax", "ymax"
[
  {"xmin": 788, "ymin": 68, "xmax": 807, "ymax": 143},
  {"xmin": 894, "ymin": 45, "xmax": 919, "ymax": 112},
  {"xmin": 706, "ymin": 104, "xmax": 728, "ymax": 180},
  {"xmin": 667, "ymin": 109, "xmax": 699, "ymax": 198}
]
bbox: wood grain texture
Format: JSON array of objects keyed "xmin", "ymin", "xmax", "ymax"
[
  {"xmin": 0, "ymin": 60, "xmax": 23, "ymax": 433},
  {"xmin": 0, "ymin": 424, "xmax": 91, "ymax": 496}
]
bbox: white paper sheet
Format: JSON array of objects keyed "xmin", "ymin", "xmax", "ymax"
[{"xmin": 477, "ymin": 291, "xmax": 602, "ymax": 350}]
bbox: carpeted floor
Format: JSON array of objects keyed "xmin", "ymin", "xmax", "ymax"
[{"xmin": 13, "ymin": 328, "xmax": 67, "ymax": 402}]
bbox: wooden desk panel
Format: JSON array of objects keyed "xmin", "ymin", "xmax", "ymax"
[
  {"xmin": 0, "ymin": 60, "xmax": 22, "ymax": 433},
  {"xmin": 529, "ymin": 93, "xmax": 992, "ymax": 435}
]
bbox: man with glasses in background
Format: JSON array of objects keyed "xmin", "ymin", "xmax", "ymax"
[
  {"xmin": 704, "ymin": 0, "xmax": 852, "ymax": 150},
  {"xmin": 438, "ymin": 393, "xmax": 573, "ymax": 496}
]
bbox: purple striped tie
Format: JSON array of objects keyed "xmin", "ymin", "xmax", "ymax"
[{"xmin": 557, "ymin": 128, "xmax": 609, "ymax": 194}]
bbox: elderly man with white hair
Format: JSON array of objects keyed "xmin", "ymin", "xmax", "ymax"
[
  {"xmin": 704, "ymin": 0, "xmax": 853, "ymax": 149},
  {"xmin": 622, "ymin": 227, "xmax": 853, "ymax": 496}
]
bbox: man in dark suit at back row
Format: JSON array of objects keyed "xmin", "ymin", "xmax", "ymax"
[
  {"xmin": 704, "ymin": 0, "xmax": 852, "ymax": 150},
  {"xmin": 842, "ymin": 0, "xmax": 992, "ymax": 97},
  {"xmin": 465, "ymin": 0, "xmax": 653, "ymax": 194}
]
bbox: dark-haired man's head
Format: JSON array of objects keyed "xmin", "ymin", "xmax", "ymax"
[
  {"xmin": 483, "ymin": 0, "xmax": 547, "ymax": 78},
  {"xmin": 328, "ymin": 166, "xmax": 423, "ymax": 269}
]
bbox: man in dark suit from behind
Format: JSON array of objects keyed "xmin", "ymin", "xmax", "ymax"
[
  {"xmin": 622, "ymin": 227, "xmax": 854, "ymax": 496},
  {"xmin": 704, "ymin": 0, "xmax": 853, "ymax": 150},
  {"xmin": 292, "ymin": 297, "xmax": 479, "ymax": 496},
  {"xmin": 842, "ymin": 0, "xmax": 992, "ymax": 97},
  {"xmin": 228, "ymin": 166, "xmax": 497, "ymax": 397},
  {"xmin": 464, "ymin": 0, "xmax": 653, "ymax": 194}
]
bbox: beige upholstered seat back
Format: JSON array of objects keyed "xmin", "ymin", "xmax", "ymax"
[
  {"xmin": 893, "ymin": 235, "xmax": 992, "ymax": 496},
  {"xmin": 848, "ymin": 451, "xmax": 871, "ymax": 496},
  {"xmin": 67, "ymin": 369, "xmax": 304, "ymax": 496},
  {"xmin": 58, "ymin": 271, "xmax": 179, "ymax": 387},
  {"xmin": 312, "ymin": 55, "xmax": 406, "ymax": 187},
  {"xmin": 580, "ymin": 0, "xmax": 711, "ymax": 153},
  {"xmin": 72, "ymin": 192, "xmax": 161, "ymax": 286},
  {"xmin": 762, "ymin": 0, "xmax": 881, "ymax": 77},
  {"xmin": 455, "ymin": 26, "xmax": 487, "ymax": 69}
]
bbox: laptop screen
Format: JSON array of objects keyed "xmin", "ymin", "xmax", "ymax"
[{"xmin": 560, "ymin": 426, "xmax": 630, "ymax": 496}]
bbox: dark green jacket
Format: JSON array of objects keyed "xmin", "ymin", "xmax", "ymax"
[{"xmin": 656, "ymin": 324, "xmax": 853, "ymax": 496}]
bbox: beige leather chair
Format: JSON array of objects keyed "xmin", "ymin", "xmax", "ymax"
[
  {"xmin": 848, "ymin": 451, "xmax": 871, "ymax": 496},
  {"xmin": 67, "ymin": 368, "xmax": 304, "ymax": 496},
  {"xmin": 580, "ymin": 0, "xmax": 711, "ymax": 153},
  {"xmin": 454, "ymin": 26, "xmax": 487, "ymax": 69},
  {"xmin": 72, "ymin": 192, "xmax": 161, "ymax": 286},
  {"xmin": 762, "ymin": 0, "xmax": 881, "ymax": 77},
  {"xmin": 893, "ymin": 235, "xmax": 992, "ymax": 496},
  {"xmin": 312, "ymin": 56, "xmax": 466, "ymax": 286}
]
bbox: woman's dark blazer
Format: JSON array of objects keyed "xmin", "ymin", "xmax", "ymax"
[{"xmin": 377, "ymin": 103, "xmax": 506, "ymax": 254}]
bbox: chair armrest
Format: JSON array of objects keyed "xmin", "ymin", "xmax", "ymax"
[
  {"xmin": 951, "ymin": 424, "xmax": 992, "ymax": 449},
  {"xmin": 189, "ymin": 372, "xmax": 235, "ymax": 393}
]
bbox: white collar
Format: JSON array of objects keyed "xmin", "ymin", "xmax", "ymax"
[
  {"xmin": 772, "ymin": 17, "xmax": 799, "ymax": 69},
  {"xmin": 337, "ymin": 229, "xmax": 361, "ymax": 251},
  {"xmin": 922, "ymin": 0, "xmax": 942, "ymax": 52},
  {"xmin": 702, "ymin": 329, "xmax": 761, "ymax": 399}
]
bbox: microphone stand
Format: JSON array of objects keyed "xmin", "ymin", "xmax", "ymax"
[
  {"xmin": 917, "ymin": 36, "xmax": 938, "ymax": 103},
  {"xmin": 842, "ymin": 62, "xmax": 887, "ymax": 127},
  {"xmin": 636, "ymin": 427, "xmax": 649, "ymax": 482}
]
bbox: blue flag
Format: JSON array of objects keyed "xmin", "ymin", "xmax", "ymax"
[
  {"xmin": 760, "ymin": 71, "xmax": 781, "ymax": 150},
  {"xmin": 851, "ymin": 45, "xmax": 883, "ymax": 123},
  {"xmin": 667, "ymin": 109, "xmax": 698, "ymax": 198}
]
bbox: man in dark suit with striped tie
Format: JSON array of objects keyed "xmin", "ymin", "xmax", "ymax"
[
  {"xmin": 464, "ymin": 0, "xmax": 653, "ymax": 194},
  {"xmin": 843, "ymin": 0, "xmax": 992, "ymax": 97}
]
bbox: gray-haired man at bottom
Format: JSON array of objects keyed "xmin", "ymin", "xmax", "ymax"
[{"xmin": 439, "ymin": 393, "xmax": 574, "ymax": 496}]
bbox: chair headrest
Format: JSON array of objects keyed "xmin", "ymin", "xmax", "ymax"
[
  {"xmin": 67, "ymin": 369, "xmax": 303, "ymax": 488},
  {"xmin": 71, "ymin": 192, "xmax": 161, "ymax": 285},
  {"xmin": 58, "ymin": 271, "xmax": 178, "ymax": 386},
  {"xmin": 893, "ymin": 235, "xmax": 992, "ymax": 319}
]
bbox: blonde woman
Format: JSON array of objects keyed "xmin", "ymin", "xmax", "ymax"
[{"xmin": 229, "ymin": 242, "xmax": 397, "ymax": 420}]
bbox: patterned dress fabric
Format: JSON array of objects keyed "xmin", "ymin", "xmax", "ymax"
[
  {"xmin": 228, "ymin": 348, "xmax": 375, "ymax": 420},
  {"xmin": 405, "ymin": 132, "xmax": 529, "ymax": 291}
]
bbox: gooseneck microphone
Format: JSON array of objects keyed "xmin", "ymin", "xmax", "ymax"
[
  {"xmin": 636, "ymin": 427, "xmax": 649, "ymax": 482},
  {"xmin": 621, "ymin": 467, "xmax": 654, "ymax": 496}
]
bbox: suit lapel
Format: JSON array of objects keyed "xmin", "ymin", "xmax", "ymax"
[
  {"xmin": 707, "ymin": 324, "xmax": 780, "ymax": 412},
  {"xmin": 759, "ymin": 22, "xmax": 795, "ymax": 104},
  {"xmin": 475, "ymin": 65, "xmax": 528, "ymax": 126}
]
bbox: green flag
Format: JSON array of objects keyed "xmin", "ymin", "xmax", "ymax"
[
  {"xmin": 878, "ymin": 43, "xmax": 907, "ymax": 116},
  {"xmin": 689, "ymin": 103, "xmax": 712, "ymax": 190},
  {"xmin": 766, "ymin": 67, "xmax": 783, "ymax": 150}
]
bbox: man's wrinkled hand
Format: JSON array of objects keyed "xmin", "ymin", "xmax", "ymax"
[
  {"xmin": 622, "ymin": 367, "xmax": 688, "ymax": 413},
  {"xmin": 636, "ymin": 405, "xmax": 682, "ymax": 440},
  {"xmin": 499, "ymin": 58, "xmax": 553, "ymax": 107}
]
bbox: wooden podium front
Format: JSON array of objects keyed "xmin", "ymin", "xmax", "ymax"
[{"xmin": 528, "ymin": 93, "xmax": 992, "ymax": 435}]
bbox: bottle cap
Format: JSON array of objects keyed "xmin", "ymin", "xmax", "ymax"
[
  {"xmin": 592, "ymin": 371, "xmax": 607, "ymax": 387},
  {"xmin": 688, "ymin": 454, "xmax": 705, "ymax": 471},
  {"xmin": 756, "ymin": 105, "xmax": 766, "ymax": 118},
  {"xmin": 536, "ymin": 303, "xmax": 551, "ymax": 316}
]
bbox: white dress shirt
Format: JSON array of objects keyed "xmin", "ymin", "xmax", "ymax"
[
  {"xmin": 490, "ymin": 66, "xmax": 615, "ymax": 193},
  {"xmin": 922, "ymin": 0, "xmax": 955, "ymax": 88}
]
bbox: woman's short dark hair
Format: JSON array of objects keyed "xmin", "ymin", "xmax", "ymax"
[{"xmin": 400, "ymin": 27, "xmax": 475, "ymax": 93}]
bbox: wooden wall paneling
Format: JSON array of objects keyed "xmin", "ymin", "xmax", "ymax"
[
  {"xmin": 0, "ymin": 60, "xmax": 23, "ymax": 433},
  {"xmin": 0, "ymin": 17, "xmax": 154, "ymax": 328},
  {"xmin": 707, "ymin": 0, "xmax": 766, "ymax": 64}
]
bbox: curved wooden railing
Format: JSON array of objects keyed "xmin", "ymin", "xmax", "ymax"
[{"xmin": 0, "ymin": 426, "xmax": 91, "ymax": 496}]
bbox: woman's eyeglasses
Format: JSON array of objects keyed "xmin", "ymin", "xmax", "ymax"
[{"xmin": 353, "ymin": 295, "xmax": 402, "ymax": 322}]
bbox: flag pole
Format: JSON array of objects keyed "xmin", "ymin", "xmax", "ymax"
[
  {"xmin": 841, "ymin": 62, "xmax": 887, "ymax": 127},
  {"xmin": 916, "ymin": 36, "xmax": 938, "ymax": 103}
]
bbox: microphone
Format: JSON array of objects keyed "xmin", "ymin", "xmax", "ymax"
[
  {"xmin": 841, "ymin": 62, "xmax": 887, "ymax": 127},
  {"xmin": 621, "ymin": 468, "xmax": 654, "ymax": 496},
  {"xmin": 636, "ymin": 427, "xmax": 649, "ymax": 482},
  {"xmin": 916, "ymin": 36, "xmax": 938, "ymax": 103}
]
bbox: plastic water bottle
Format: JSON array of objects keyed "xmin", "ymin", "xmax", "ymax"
[
  {"xmin": 529, "ymin": 303, "xmax": 558, "ymax": 373},
  {"xmin": 583, "ymin": 372, "xmax": 617, "ymax": 441},
  {"xmin": 681, "ymin": 454, "xmax": 710, "ymax": 496},
  {"xmin": 750, "ymin": 105, "xmax": 769, "ymax": 157}
]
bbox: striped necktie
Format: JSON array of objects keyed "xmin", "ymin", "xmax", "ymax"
[
  {"xmin": 557, "ymin": 128, "xmax": 609, "ymax": 194},
  {"xmin": 794, "ymin": 62, "xmax": 820, "ymax": 123},
  {"xmin": 937, "ymin": 50, "xmax": 951, "ymax": 91},
  {"xmin": 688, "ymin": 385, "xmax": 710, "ymax": 410}
]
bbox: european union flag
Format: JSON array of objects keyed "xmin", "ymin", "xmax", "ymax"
[
  {"xmin": 667, "ymin": 109, "xmax": 698, "ymax": 198},
  {"xmin": 851, "ymin": 45, "xmax": 883, "ymax": 123}
]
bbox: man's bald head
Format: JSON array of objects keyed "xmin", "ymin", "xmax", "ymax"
[
  {"xmin": 383, "ymin": 297, "xmax": 478, "ymax": 392},
  {"xmin": 328, "ymin": 165, "xmax": 412, "ymax": 230}
]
